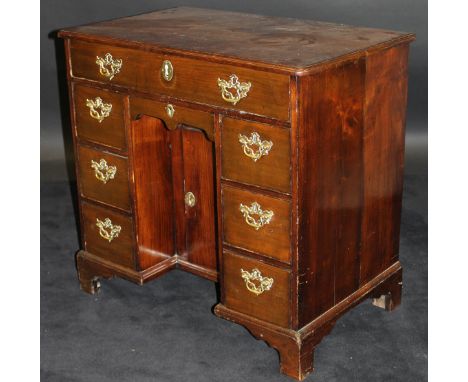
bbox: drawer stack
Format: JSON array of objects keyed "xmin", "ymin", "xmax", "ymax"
[
  {"xmin": 220, "ymin": 117, "xmax": 292, "ymax": 328},
  {"xmin": 73, "ymin": 83, "xmax": 136, "ymax": 270}
]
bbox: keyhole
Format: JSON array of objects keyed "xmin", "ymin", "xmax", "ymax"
[
  {"xmin": 161, "ymin": 60, "xmax": 173, "ymax": 81},
  {"xmin": 184, "ymin": 192, "xmax": 196, "ymax": 207}
]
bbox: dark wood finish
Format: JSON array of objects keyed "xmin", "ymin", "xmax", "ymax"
[
  {"xmin": 130, "ymin": 115, "xmax": 175, "ymax": 269},
  {"xmin": 60, "ymin": 8, "xmax": 414, "ymax": 380},
  {"xmin": 60, "ymin": 7, "xmax": 413, "ymax": 72},
  {"xmin": 360, "ymin": 45, "xmax": 409, "ymax": 284},
  {"xmin": 215, "ymin": 261, "xmax": 403, "ymax": 380},
  {"xmin": 73, "ymin": 84, "xmax": 127, "ymax": 150},
  {"xmin": 222, "ymin": 184, "xmax": 291, "ymax": 263},
  {"xmin": 76, "ymin": 251, "xmax": 178, "ymax": 294},
  {"xmin": 295, "ymin": 44, "xmax": 410, "ymax": 329},
  {"xmin": 81, "ymin": 201, "xmax": 135, "ymax": 268},
  {"xmin": 296, "ymin": 58, "xmax": 365, "ymax": 327},
  {"xmin": 181, "ymin": 127, "xmax": 217, "ymax": 272},
  {"xmin": 69, "ymin": 39, "xmax": 290, "ymax": 121},
  {"xmin": 221, "ymin": 117, "xmax": 291, "ymax": 193},
  {"xmin": 77, "ymin": 144, "xmax": 131, "ymax": 211},
  {"xmin": 130, "ymin": 96, "xmax": 214, "ymax": 140},
  {"xmin": 223, "ymin": 251, "xmax": 290, "ymax": 328},
  {"xmin": 76, "ymin": 250, "xmax": 116, "ymax": 294},
  {"xmin": 177, "ymin": 258, "xmax": 218, "ymax": 281}
]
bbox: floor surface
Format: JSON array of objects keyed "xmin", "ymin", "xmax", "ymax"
[{"xmin": 40, "ymin": 165, "xmax": 427, "ymax": 381}]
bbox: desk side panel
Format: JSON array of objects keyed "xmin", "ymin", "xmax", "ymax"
[
  {"xmin": 130, "ymin": 115, "xmax": 176, "ymax": 269},
  {"xmin": 359, "ymin": 44, "xmax": 410, "ymax": 284},
  {"xmin": 297, "ymin": 59, "xmax": 365, "ymax": 327}
]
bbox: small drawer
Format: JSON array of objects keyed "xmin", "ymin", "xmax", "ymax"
[
  {"xmin": 221, "ymin": 117, "xmax": 291, "ymax": 193},
  {"xmin": 222, "ymin": 185, "xmax": 291, "ymax": 263},
  {"xmin": 70, "ymin": 40, "xmax": 290, "ymax": 121},
  {"xmin": 77, "ymin": 145, "xmax": 131, "ymax": 211},
  {"xmin": 81, "ymin": 201, "xmax": 135, "ymax": 268},
  {"xmin": 74, "ymin": 84, "xmax": 126, "ymax": 150},
  {"xmin": 223, "ymin": 251, "xmax": 290, "ymax": 328}
]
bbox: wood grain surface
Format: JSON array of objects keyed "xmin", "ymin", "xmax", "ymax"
[
  {"xmin": 74, "ymin": 84, "xmax": 127, "ymax": 150},
  {"xmin": 60, "ymin": 7, "xmax": 414, "ymax": 71},
  {"xmin": 223, "ymin": 250, "xmax": 290, "ymax": 327},
  {"xmin": 77, "ymin": 144, "xmax": 131, "ymax": 211},
  {"xmin": 222, "ymin": 184, "xmax": 291, "ymax": 263},
  {"xmin": 70, "ymin": 39, "xmax": 290, "ymax": 120},
  {"xmin": 221, "ymin": 117, "xmax": 291, "ymax": 193}
]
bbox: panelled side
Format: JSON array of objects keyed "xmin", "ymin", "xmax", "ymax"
[
  {"xmin": 297, "ymin": 59, "xmax": 365, "ymax": 328},
  {"xmin": 359, "ymin": 44, "xmax": 410, "ymax": 284}
]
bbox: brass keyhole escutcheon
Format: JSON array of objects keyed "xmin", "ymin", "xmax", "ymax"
[
  {"xmin": 161, "ymin": 60, "xmax": 174, "ymax": 81},
  {"xmin": 185, "ymin": 192, "xmax": 196, "ymax": 207}
]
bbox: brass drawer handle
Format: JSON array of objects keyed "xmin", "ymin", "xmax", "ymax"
[
  {"xmin": 96, "ymin": 53, "xmax": 122, "ymax": 80},
  {"xmin": 95, "ymin": 218, "xmax": 121, "ymax": 243},
  {"xmin": 217, "ymin": 74, "xmax": 251, "ymax": 105},
  {"xmin": 238, "ymin": 132, "xmax": 273, "ymax": 162},
  {"xmin": 241, "ymin": 268, "xmax": 274, "ymax": 296},
  {"xmin": 90, "ymin": 159, "xmax": 117, "ymax": 184},
  {"xmin": 239, "ymin": 202, "xmax": 274, "ymax": 230},
  {"xmin": 86, "ymin": 97, "xmax": 112, "ymax": 123}
]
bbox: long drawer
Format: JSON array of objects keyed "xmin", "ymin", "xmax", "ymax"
[{"xmin": 70, "ymin": 39, "xmax": 290, "ymax": 121}]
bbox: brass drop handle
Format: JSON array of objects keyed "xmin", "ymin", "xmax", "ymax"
[
  {"xmin": 86, "ymin": 97, "xmax": 112, "ymax": 123},
  {"xmin": 241, "ymin": 268, "xmax": 274, "ymax": 296},
  {"xmin": 217, "ymin": 74, "xmax": 251, "ymax": 105},
  {"xmin": 239, "ymin": 202, "xmax": 274, "ymax": 230},
  {"xmin": 96, "ymin": 53, "xmax": 122, "ymax": 80},
  {"xmin": 185, "ymin": 192, "xmax": 196, "ymax": 207},
  {"xmin": 90, "ymin": 159, "xmax": 117, "ymax": 184},
  {"xmin": 238, "ymin": 132, "xmax": 273, "ymax": 162},
  {"xmin": 95, "ymin": 218, "xmax": 121, "ymax": 243}
]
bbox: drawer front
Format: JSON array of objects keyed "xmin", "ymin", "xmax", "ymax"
[
  {"xmin": 221, "ymin": 117, "xmax": 291, "ymax": 193},
  {"xmin": 77, "ymin": 145, "xmax": 131, "ymax": 211},
  {"xmin": 70, "ymin": 40, "xmax": 290, "ymax": 121},
  {"xmin": 74, "ymin": 84, "xmax": 126, "ymax": 150},
  {"xmin": 222, "ymin": 185, "xmax": 291, "ymax": 263},
  {"xmin": 81, "ymin": 201, "xmax": 135, "ymax": 268},
  {"xmin": 223, "ymin": 251, "xmax": 290, "ymax": 328}
]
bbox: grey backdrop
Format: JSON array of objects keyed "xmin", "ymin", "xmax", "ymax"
[{"xmin": 41, "ymin": 1, "xmax": 427, "ymax": 381}]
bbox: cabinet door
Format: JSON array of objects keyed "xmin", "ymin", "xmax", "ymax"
[
  {"xmin": 129, "ymin": 98, "xmax": 217, "ymax": 277},
  {"xmin": 180, "ymin": 127, "xmax": 217, "ymax": 273},
  {"xmin": 131, "ymin": 115, "xmax": 175, "ymax": 269}
]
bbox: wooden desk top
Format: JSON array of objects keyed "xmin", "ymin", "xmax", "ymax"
[{"xmin": 59, "ymin": 7, "xmax": 414, "ymax": 71}]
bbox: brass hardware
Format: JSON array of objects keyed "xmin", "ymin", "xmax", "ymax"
[
  {"xmin": 86, "ymin": 97, "xmax": 112, "ymax": 123},
  {"xmin": 165, "ymin": 104, "xmax": 175, "ymax": 118},
  {"xmin": 90, "ymin": 159, "xmax": 117, "ymax": 184},
  {"xmin": 217, "ymin": 74, "xmax": 251, "ymax": 105},
  {"xmin": 239, "ymin": 202, "xmax": 274, "ymax": 230},
  {"xmin": 240, "ymin": 268, "xmax": 274, "ymax": 296},
  {"xmin": 185, "ymin": 192, "xmax": 196, "ymax": 207},
  {"xmin": 95, "ymin": 53, "xmax": 122, "ymax": 80},
  {"xmin": 238, "ymin": 132, "xmax": 273, "ymax": 162},
  {"xmin": 161, "ymin": 60, "xmax": 174, "ymax": 81},
  {"xmin": 95, "ymin": 218, "xmax": 121, "ymax": 243}
]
